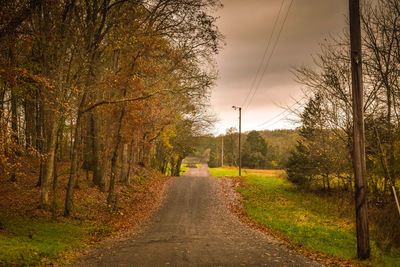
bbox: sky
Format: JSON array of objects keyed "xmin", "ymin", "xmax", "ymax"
[{"xmin": 211, "ymin": 0, "xmax": 349, "ymax": 135}]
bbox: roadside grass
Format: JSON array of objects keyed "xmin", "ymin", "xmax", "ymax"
[
  {"xmin": 208, "ymin": 166, "xmax": 283, "ymax": 178},
  {"xmin": 0, "ymin": 216, "xmax": 110, "ymax": 266},
  {"xmin": 209, "ymin": 167, "xmax": 244, "ymax": 177},
  {"xmin": 209, "ymin": 167, "xmax": 400, "ymax": 267}
]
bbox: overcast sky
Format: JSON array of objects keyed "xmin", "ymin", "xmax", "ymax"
[{"xmin": 211, "ymin": 0, "xmax": 349, "ymax": 135}]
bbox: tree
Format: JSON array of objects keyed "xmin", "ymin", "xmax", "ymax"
[{"xmin": 242, "ymin": 131, "xmax": 268, "ymax": 169}]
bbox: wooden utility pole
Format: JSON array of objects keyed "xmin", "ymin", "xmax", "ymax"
[
  {"xmin": 221, "ymin": 137, "xmax": 224, "ymax": 166},
  {"xmin": 239, "ymin": 107, "xmax": 242, "ymax": 176},
  {"xmin": 232, "ymin": 106, "xmax": 242, "ymax": 176},
  {"xmin": 349, "ymin": 0, "xmax": 370, "ymax": 260}
]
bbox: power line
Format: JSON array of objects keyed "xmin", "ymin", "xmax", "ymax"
[
  {"xmin": 255, "ymin": 109, "xmax": 291, "ymax": 128},
  {"xmin": 256, "ymin": 112, "xmax": 293, "ymax": 129},
  {"xmin": 254, "ymin": 95, "xmax": 306, "ymax": 129},
  {"xmin": 244, "ymin": 0, "xmax": 295, "ymax": 112},
  {"xmin": 241, "ymin": 0, "xmax": 285, "ymax": 109}
]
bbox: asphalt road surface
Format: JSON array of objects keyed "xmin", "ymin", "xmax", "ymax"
[{"xmin": 76, "ymin": 164, "xmax": 323, "ymax": 266}]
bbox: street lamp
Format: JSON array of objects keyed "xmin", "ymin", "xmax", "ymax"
[{"xmin": 232, "ymin": 106, "xmax": 242, "ymax": 176}]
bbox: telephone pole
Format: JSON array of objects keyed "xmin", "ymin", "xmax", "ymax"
[
  {"xmin": 221, "ymin": 137, "xmax": 224, "ymax": 167},
  {"xmin": 349, "ymin": 0, "xmax": 370, "ymax": 260},
  {"xmin": 232, "ymin": 106, "xmax": 242, "ymax": 176}
]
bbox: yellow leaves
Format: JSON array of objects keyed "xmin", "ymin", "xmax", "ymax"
[{"xmin": 161, "ymin": 128, "xmax": 176, "ymax": 149}]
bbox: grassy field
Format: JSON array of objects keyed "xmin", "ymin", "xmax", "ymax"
[{"xmin": 209, "ymin": 167, "xmax": 400, "ymax": 267}]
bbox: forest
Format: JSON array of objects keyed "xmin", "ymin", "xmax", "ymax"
[{"xmin": 0, "ymin": 0, "xmax": 222, "ymax": 219}]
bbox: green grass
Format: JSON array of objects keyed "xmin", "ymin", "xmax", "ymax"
[
  {"xmin": 0, "ymin": 216, "xmax": 109, "ymax": 266},
  {"xmin": 208, "ymin": 167, "xmax": 244, "ymax": 177},
  {"xmin": 209, "ymin": 167, "xmax": 400, "ymax": 266}
]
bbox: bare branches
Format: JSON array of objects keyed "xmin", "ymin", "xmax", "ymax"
[{"xmin": 83, "ymin": 89, "xmax": 169, "ymax": 113}]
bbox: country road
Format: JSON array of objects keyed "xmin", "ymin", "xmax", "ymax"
[{"xmin": 76, "ymin": 164, "xmax": 323, "ymax": 266}]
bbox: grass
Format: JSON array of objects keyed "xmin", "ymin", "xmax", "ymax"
[
  {"xmin": 208, "ymin": 166, "xmax": 283, "ymax": 178},
  {"xmin": 0, "ymin": 216, "xmax": 109, "ymax": 266},
  {"xmin": 209, "ymin": 167, "xmax": 400, "ymax": 267},
  {"xmin": 209, "ymin": 167, "xmax": 243, "ymax": 177}
]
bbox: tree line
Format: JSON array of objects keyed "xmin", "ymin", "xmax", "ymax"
[
  {"xmin": 287, "ymin": 0, "xmax": 400, "ymax": 252},
  {"xmin": 204, "ymin": 129, "xmax": 297, "ymax": 169},
  {"xmin": 0, "ymin": 0, "xmax": 222, "ymax": 216}
]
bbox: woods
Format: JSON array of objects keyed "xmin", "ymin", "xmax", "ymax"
[{"xmin": 0, "ymin": 0, "xmax": 222, "ymax": 216}]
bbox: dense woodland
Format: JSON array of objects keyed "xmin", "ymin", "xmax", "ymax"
[{"xmin": 0, "ymin": 0, "xmax": 222, "ymax": 217}]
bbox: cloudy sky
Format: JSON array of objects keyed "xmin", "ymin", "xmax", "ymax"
[{"xmin": 211, "ymin": 0, "xmax": 349, "ymax": 135}]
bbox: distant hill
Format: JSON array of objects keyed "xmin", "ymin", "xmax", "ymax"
[{"xmin": 257, "ymin": 129, "xmax": 300, "ymax": 166}]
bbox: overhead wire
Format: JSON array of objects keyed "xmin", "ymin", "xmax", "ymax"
[
  {"xmin": 244, "ymin": 0, "xmax": 295, "ymax": 112},
  {"xmin": 241, "ymin": 0, "xmax": 286, "ymax": 110},
  {"xmin": 254, "ymin": 95, "xmax": 306, "ymax": 129},
  {"xmin": 256, "ymin": 110, "xmax": 298, "ymax": 129}
]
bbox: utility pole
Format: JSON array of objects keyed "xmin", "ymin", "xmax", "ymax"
[
  {"xmin": 349, "ymin": 0, "xmax": 370, "ymax": 260},
  {"xmin": 232, "ymin": 106, "xmax": 242, "ymax": 176},
  {"xmin": 221, "ymin": 137, "xmax": 224, "ymax": 167}
]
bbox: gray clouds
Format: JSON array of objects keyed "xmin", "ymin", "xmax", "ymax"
[{"xmin": 212, "ymin": 0, "xmax": 348, "ymax": 134}]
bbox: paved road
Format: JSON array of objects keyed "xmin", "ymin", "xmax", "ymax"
[{"xmin": 77, "ymin": 164, "xmax": 322, "ymax": 266}]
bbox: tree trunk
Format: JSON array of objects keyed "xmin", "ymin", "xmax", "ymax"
[
  {"xmin": 107, "ymin": 105, "xmax": 125, "ymax": 204},
  {"xmin": 173, "ymin": 157, "xmax": 183, "ymax": 176},
  {"xmin": 0, "ymin": 88, "xmax": 5, "ymax": 119},
  {"xmin": 10, "ymin": 89, "xmax": 18, "ymax": 182},
  {"xmin": 90, "ymin": 114, "xmax": 103, "ymax": 186},
  {"xmin": 51, "ymin": 127, "xmax": 61, "ymax": 218},
  {"xmin": 40, "ymin": 118, "xmax": 59, "ymax": 207},
  {"xmin": 121, "ymin": 143, "xmax": 128, "ymax": 183},
  {"xmin": 125, "ymin": 141, "xmax": 134, "ymax": 185},
  {"xmin": 24, "ymin": 99, "xmax": 36, "ymax": 148},
  {"xmin": 64, "ymin": 88, "xmax": 88, "ymax": 216}
]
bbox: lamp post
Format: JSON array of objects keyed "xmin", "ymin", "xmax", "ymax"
[{"xmin": 232, "ymin": 106, "xmax": 242, "ymax": 176}]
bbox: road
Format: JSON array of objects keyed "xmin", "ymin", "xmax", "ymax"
[{"xmin": 76, "ymin": 164, "xmax": 322, "ymax": 266}]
